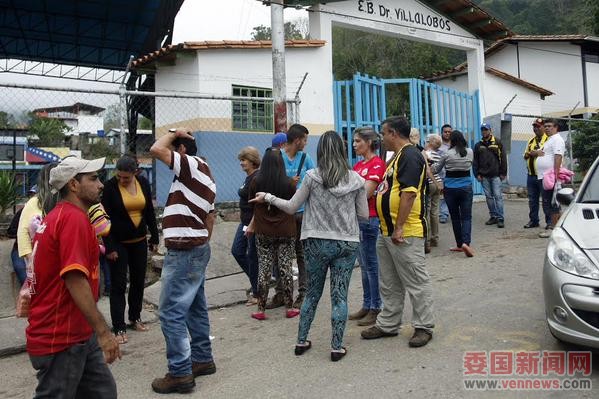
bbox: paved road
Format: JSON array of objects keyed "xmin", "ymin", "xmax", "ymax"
[{"xmin": 1, "ymin": 201, "xmax": 597, "ymax": 398}]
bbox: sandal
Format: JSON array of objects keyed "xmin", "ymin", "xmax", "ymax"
[
  {"xmin": 129, "ymin": 319, "xmax": 149, "ymax": 332},
  {"xmin": 245, "ymin": 296, "xmax": 258, "ymax": 307},
  {"xmin": 115, "ymin": 331, "xmax": 128, "ymax": 344}
]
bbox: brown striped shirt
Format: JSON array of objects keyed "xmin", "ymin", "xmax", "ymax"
[{"xmin": 162, "ymin": 151, "xmax": 216, "ymax": 249}]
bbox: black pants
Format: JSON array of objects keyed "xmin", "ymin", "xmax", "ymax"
[
  {"xmin": 29, "ymin": 334, "xmax": 117, "ymax": 399},
  {"xmin": 108, "ymin": 239, "xmax": 147, "ymax": 332}
]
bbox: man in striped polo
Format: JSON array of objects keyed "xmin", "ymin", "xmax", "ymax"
[
  {"xmin": 360, "ymin": 116, "xmax": 435, "ymax": 348},
  {"xmin": 150, "ymin": 128, "xmax": 217, "ymax": 394}
]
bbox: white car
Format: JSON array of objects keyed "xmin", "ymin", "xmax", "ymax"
[{"xmin": 543, "ymin": 155, "xmax": 599, "ymax": 348}]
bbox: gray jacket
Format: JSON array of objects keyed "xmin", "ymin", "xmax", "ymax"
[{"xmin": 266, "ymin": 168, "xmax": 368, "ymax": 242}]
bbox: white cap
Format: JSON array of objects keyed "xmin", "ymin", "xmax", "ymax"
[{"xmin": 49, "ymin": 156, "xmax": 106, "ymax": 193}]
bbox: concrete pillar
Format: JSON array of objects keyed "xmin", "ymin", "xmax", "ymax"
[
  {"xmin": 271, "ymin": 2, "xmax": 287, "ymax": 133},
  {"xmin": 467, "ymin": 43, "xmax": 487, "ymax": 117}
]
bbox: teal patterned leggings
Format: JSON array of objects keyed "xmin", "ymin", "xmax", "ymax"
[{"xmin": 297, "ymin": 238, "xmax": 359, "ymax": 350}]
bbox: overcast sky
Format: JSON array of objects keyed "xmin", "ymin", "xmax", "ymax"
[{"xmin": 173, "ymin": 0, "xmax": 307, "ymax": 42}]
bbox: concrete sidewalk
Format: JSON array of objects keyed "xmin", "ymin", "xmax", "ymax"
[{"xmin": 0, "ymin": 271, "xmax": 250, "ymax": 358}]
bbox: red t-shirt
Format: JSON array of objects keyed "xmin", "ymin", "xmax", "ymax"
[
  {"xmin": 353, "ymin": 156, "xmax": 386, "ymax": 217},
  {"xmin": 26, "ymin": 201, "xmax": 100, "ymax": 356}
]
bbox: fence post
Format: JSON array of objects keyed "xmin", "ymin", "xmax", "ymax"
[{"xmin": 119, "ymin": 86, "xmax": 127, "ymax": 156}]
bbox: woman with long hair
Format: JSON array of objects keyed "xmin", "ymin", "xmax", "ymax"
[
  {"xmin": 102, "ymin": 155, "xmax": 159, "ymax": 344},
  {"xmin": 252, "ymin": 131, "xmax": 368, "ymax": 362},
  {"xmin": 432, "ymin": 130, "xmax": 474, "ymax": 257},
  {"xmin": 231, "ymin": 146, "xmax": 261, "ymax": 306},
  {"xmin": 348, "ymin": 127, "xmax": 385, "ymax": 326},
  {"xmin": 247, "ymin": 147, "xmax": 298, "ymax": 320}
]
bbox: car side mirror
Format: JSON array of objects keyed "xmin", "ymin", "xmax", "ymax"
[{"xmin": 556, "ymin": 187, "xmax": 575, "ymax": 206}]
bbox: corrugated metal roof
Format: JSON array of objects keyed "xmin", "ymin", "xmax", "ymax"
[
  {"xmin": 0, "ymin": 0, "xmax": 184, "ymax": 70},
  {"xmin": 132, "ymin": 40, "xmax": 327, "ymax": 69}
]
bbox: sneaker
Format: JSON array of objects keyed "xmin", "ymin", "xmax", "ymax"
[
  {"xmin": 151, "ymin": 373, "xmax": 195, "ymax": 394},
  {"xmin": 408, "ymin": 328, "xmax": 433, "ymax": 348},
  {"xmin": 539, "ymin": 230, "xmax": 552, "ymax": 238},
  {"xmin": 523, "ymin": 221, "xmax": 539, "ymax": 228},
  {"xmin": 545, "ymin": 224, "xmax": 554, "ymax": 230},
  {"xmin": 357, "ymin": 309, "xmax": 380, "ymax": 326},
  {"xmin": 485, "ymin": 217, "xmax": 498, "ymax": 225},
  {"xmin": 292, "ymin": 294, "xmax": 304, "ymax": 309},
  {"xmin": 497, "ymin": 219, "xmax": 505, "ymax": 228},
  {"xmin": 439, "ymin": 218, "xmax": 448, "ymax": 224},
  {"xmin": 360, "ymin": 326, "xmax": 398, "ymax": 340},
  {"xmin": 348, "ymin": 308, "xmax": 369, "ymax": 320},
  {"xmin": 265, "ymin": 293, "xmax": 285, "ymax": 309},
  {"xmin": 192, "ymin": 361, "xmax": 216, "ymax": 377}
]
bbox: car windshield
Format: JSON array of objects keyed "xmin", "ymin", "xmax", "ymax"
[{"xmin": 580, "ymin": 160, "xmax": 599, "ymax": 203}]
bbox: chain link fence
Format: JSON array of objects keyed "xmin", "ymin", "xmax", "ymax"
[
  {"xmin": 0, "ymin": 82, "xmax": 301, "ymax": 205},
  {"xmin": 507, "ymin": 113, "xmax": 599, "ymax": 188}
]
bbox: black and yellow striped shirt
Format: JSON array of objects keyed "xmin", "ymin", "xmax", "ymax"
[
  {"xmin": 524, "ymin": 133, "xmax": 548, "ymax": 176},
  {"xmin": 375, "ymin": 144, "xmax": 427, "ymax": 238}
]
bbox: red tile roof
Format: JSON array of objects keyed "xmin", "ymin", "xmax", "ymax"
[
  {"xmin": 132, "ymin": 40, "xmax": 326, "ymax": 68},
  {"xmin": 427, "ymin": 66, "xmax": 553, "ymax": 97}
]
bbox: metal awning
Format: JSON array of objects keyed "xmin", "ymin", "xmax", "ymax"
[
  {"xmin": 0, "ymin": 0, "xmax": 184, "ymax": 70},
  {"xmin": 280, "ymin": 0, "xmax": 513, "ymax": 41}
]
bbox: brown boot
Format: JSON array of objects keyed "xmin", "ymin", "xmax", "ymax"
[
  {"xmin": 151, "ymin": 373, "xmax": 195, "ymax": 394},
  {"xmin": 408, "ymin": 328, "xmax": 433, "ymax": 348},
  {"xmin": 357, "ymin": 309, "xmax": 380, "ymax": 326},
  {"xmin": 348, "ymin": 308, "xmax": 369, "ymax": 320},
  {"xmin": 265, "ymin": 293, "xmax": 285, "ymax": 309},
  {"xmin": 192, "ymin": 360, "xmax": 216, "ymax": 377}
]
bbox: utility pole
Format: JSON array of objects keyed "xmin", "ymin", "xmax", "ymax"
[{"xmin": 271, "ymin": 1, "xmax": 287, "ymax": 133}]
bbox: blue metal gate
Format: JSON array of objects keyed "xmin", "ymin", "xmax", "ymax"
[{"xmin": 334, "ymin": 72, "xmax": 482, "ymax": 192}]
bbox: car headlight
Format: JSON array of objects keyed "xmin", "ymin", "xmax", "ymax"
[{"xmin": 547, "ymin": 227, "xmax": 599, "ymax": 280}]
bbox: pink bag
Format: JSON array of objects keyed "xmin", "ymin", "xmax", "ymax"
[{"xmin": 543, "ymin": 167, "xmax": 574, "ymax": 191}]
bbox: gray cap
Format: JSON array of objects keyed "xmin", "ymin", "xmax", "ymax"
[{"xmin": 49, "ymin": 156, "xmax": 105, "ymax": 193}]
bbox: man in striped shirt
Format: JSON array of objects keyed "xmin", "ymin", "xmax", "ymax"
[{"xmin": 150, "ymin": 128, "xmax": 217, "ymax": 394}]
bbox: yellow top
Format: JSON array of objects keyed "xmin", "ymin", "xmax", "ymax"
[
  {"xmin": 375, "ymin": 144, "xmax": 426, "ymax": 238},
  {"xmin": 119, "ymin": 179, "xmax": 146, "ymax": 229},
  {"xmin": 17, "ymin": 196, "xmax": 43, "ymax": 257}
]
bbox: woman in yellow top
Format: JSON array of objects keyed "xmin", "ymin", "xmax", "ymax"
[
  {"xmin": 17, "ymin": 163, "xmax": 59, "ymax": 262},
  {"xmin": 102, "ymin": 156, "xmax": 159, "ymax": 344}
]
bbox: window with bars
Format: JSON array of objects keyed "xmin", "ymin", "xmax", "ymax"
[{"xmin": 232, "ymin": 85, "xmax": 273, "ymax": 132}]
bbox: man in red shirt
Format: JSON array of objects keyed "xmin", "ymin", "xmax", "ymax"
[{"xmin": 27, "ymin": 156, "xmax": 120, "ymax": 398}]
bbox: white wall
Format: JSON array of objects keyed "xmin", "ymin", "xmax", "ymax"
[
  {"xmin": 586, "ymin": 61, "xmax": 599, "ymax": 107},
  {"xmin": 488, "ymin": 42, "xmax": 584, "ymax": 114},
  {"xmin": 77, "ymin": 115, "xmax": 103, "ymax": 135},
  {"xmin": 434, "ymin": 72, "xmax": 544, "ymax": 117}
]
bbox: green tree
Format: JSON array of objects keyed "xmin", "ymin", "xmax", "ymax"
[
  {"xmin": 28, "ymin": 114, "xmax": 72, "ymax": 147},
  {"xmin": 103, "ymin": 103, "xmax": 121, "ymax": 131},
  {"xmin": 0, "ymin": 171, "xmax": 18, "ymax": 217},
  {"xmin": 138, "ymin": 116, "xmax": 152, "ymax": 130},
  {"xmin": 0, "ymin": 111, "xmax": 15, "ymax": 128},
  {"xmin": 84, "ymin": 140, "xmax": 119, "ymax": 163},
  {"xmin": 250, "ymin": 20, "xmax": 309, "ymax": 40},
  {"xmin": 572, "ymin": 115, "xmax": 599, "ymax": 173}
]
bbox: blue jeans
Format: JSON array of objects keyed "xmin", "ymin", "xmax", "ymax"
[
  {"xmin": 439, "ymin": 198, "xmax": 449, "ymax": 221},
  {"xmin": 481, "ymin": 176, "xmax": 504, "ymax": 220},
  {"xmin": 358, "ymin": 218, "xmax": 381, "ymax": 310},
  {"xmin": 527, "ymin": 175, "xmax": 551, "ymax": 225},
  {"xmin": 444, "ymin": 185, "xmax": 473, "ymax": 247},
  {"xmin": 11, "ymin": 245, "xmax": 26, "ymax": 285},
  {"xmin": 298, "ymin": 238, "xmax": 359, "ymax": 350},
  {"xmin": 231, "ymin": 223, "xmax": 258, "ymax": 296},
  {"xmin": 159, "ymin": 244, "xmax": 213, "ymax": 377}
]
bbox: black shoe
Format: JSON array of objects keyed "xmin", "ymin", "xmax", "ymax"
[
  {"xmin": 497, "ymin": 219, "xmax": 505, "ymax": 228},
  {"xmin": 523, "ymin": 222, "xmax": 539, "ymax": 228},
  {"xmin": 295, "ymin": 340, "xmax": 312, "ymax": 356},
  {"xmin": 331, "ymin": 347, "xmax": 347, "ymax": 362},
  {"xmin": 485, "ymin": 217, "xmax": 498, "ymax": 225}
]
